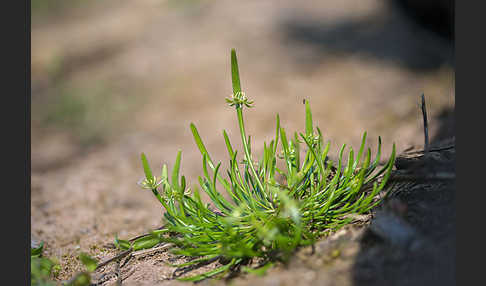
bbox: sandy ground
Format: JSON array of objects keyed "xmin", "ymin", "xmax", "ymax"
[{"xmin": 31, "ymin": 0, "xmax": 454, "ymax": 284}]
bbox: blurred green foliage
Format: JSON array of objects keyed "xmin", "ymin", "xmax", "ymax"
[
  {"xmin": 31, "ymin": 0, "xmax": 92, "ymax": 18},
  {"xmin": 33, "ymin": 80, "xmax": 140, "ymax": 147},
  {"xmin": 31, "ymin": 242, "xmax": 60, "ymax": 286}
]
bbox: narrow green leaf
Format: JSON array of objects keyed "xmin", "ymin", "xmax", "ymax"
[
  {"xmin": 280, "ymin": 127, "xmax": 289, "ymax": 155},
  {"xmin": 223, "ymin": 130, "xmax": 235, "ymax": 158},
  {"xmin": 172, "ymin": 150, "xmax": 182, "ymax": 189},
  {"xmin": 274, "ymin": 114, "xmax": 280, "ymax": 155},
  {"xmin": 213, "ymin": 162, "xmax": 222, "ymax": 190},
  {"xmin": 305, "ymin": 100, "xmax": 313, "ymax": 137},
  {"xmin": 231, "ymin": 49, "xmax": 241, "ymax": 95},
  {"xmin": 161, "ymin": 164, "xmax": 168, "ymax": 182},
  {"xmin": 353, "ymin": 132, "xmax": 367, "ymax": 170},
  {"xmin": 293, "ymin": 132, "xmax": 301, "ymax": 170},
  {"xmin": 141, "ymin": 153, "xmax": 153, "ymax": 180},
  {"xmin": 132, "ymin": 235, "xmax": 163, "ymax": 251},
  {"xmin": 190, "ymin": 123, "xmax": 212, "ymax": 164},
  {"xmin": 180, "ymin": 176, "xmax": 186, "ymax": 193}
]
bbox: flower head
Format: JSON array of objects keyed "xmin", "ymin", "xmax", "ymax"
[
  {"xmin": 226, "ymin": 91, "xmax": 254, "ymax": 109},
  {"xmin": 137, "ymin": 176, "xmax": 163, "ymax": 190}
]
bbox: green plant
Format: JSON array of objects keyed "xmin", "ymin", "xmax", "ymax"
[
  {"xmin": 31, "ymin": 241, "xmax": 98, "ymax": 286},
  {"xmin": 117, "ymin": 49, "xmax": 396, "ymax": 282},
  {"xmin": 31, "ymin": 242, "xmax": 60, "ymax": 286}
]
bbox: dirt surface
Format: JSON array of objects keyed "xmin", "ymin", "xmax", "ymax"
[{"xmin": 31, "ymin": 0, "xmax": 454, "ymax": 285}]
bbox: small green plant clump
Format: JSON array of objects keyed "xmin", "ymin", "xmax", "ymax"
[
  {"xmin": 31, "ymin": 242, "xmax": 60, "ymax": 286},
  {"xmin": 117, "ymin": 49, "xmax": 396, "ymax": 282},
  {"xmin": 31, "ymin": 241, "xmax": 99, "ymax": 286}
]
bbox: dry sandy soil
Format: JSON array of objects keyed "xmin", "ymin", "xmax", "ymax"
[{"xmin": 31, "ymin": 0, "xmax": 454, "ymax": 285}]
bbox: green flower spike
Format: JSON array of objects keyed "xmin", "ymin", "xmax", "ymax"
[{"xmin": 225, "ymin": 49, "xmax": 254, "ymax": 109}]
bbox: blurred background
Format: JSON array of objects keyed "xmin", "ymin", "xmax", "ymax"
[{"xmin": 31, "ymin": 0, "xmax": 454, "ymax": 281}]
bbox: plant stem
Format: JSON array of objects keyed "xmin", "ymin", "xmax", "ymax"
[
  {"xmin": 151, "ymin": 188, "xmax": 172, "ymax": 214},
  {"xmin": 236, "ymin": 107, "xmax": 267, "ymax": 203}
]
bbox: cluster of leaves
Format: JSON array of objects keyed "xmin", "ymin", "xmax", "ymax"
[{"xmin": 117, "ymin": 49, "xmax": 396, "ymax": 282}]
